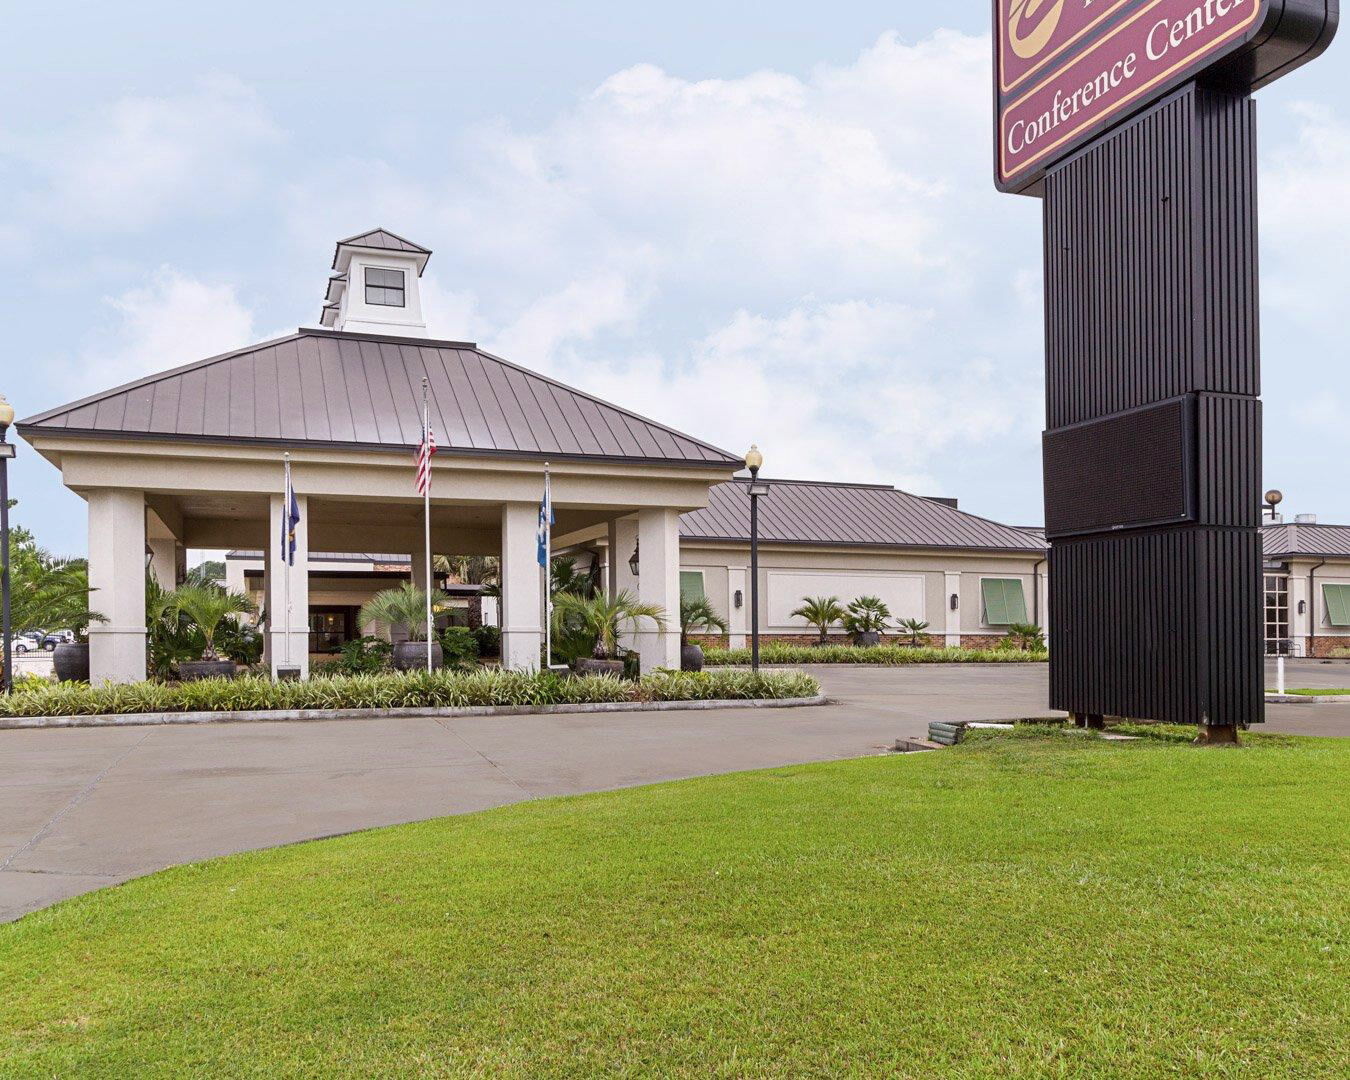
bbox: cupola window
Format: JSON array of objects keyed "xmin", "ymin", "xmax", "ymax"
[{"xmin": 365, "ymin": 267, "xmax": 406, "ymax": 307}]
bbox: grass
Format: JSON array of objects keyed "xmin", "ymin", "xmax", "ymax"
[
  {"xmin": 703, "ymin": 643, "xmax": 1048, "ymax": 665},
  {"xmin": 0, "ymin": 668, "xmax": 819, "ymax": 717},
  {"xmin": 1270, "ymin": 687, "xmax": 1350, "ymax": 696},
  {"xmin": 2, "ymin": 733, "xmax": 1347, "ymax": 1077}
]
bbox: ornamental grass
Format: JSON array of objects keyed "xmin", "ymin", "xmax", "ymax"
[
  {"xmin": 702, "ymin": 644, "xmax": 1048, "ymax": 666},
  {"xmin": 0, "ymin": 668, "xmax": 820, "ymax": 718}
]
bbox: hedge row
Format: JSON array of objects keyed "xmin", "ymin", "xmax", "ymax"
[
  {"xmin": 703, "ymin": 644, "xmax": 1049, "ymax": 666},
  {"xmin": 0, "ymin": 668, "xmax": 821, "ymax": 718}
]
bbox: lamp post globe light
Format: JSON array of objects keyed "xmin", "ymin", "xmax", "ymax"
[
  {"xmin": 1264, "ymin": 489, "xmax": 1284, "ymax": 521},
  {"xmin": 745, "ymin": 445, "xmax": 770, "ymax": 673},
  {"xmin": 0, "ymin": 392, "xmax": 15, "ymax": 694}
]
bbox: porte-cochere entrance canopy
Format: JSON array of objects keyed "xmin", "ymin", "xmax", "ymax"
[{"xmin": 19, "ymin": 321, "xmax": 742, "ymax": 684}]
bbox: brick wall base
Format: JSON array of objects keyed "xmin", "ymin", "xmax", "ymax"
[{"xmin": 1307, "ymin": 637, "xmax": 1350, "ymax": 658}]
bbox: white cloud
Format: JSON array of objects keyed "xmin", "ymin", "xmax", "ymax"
[
  {"xmin": 77, "ymin": 267, "xmax": 256, "ymax": 391},
  {"xmin": 16, "ymin": 77, "xmax": 280, "ymax": 231}
]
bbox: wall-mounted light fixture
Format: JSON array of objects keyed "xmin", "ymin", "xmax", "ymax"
[
  {"xmin": 950, "ymin": 593, "xmax": 960, "ymax": 611},
  {"xmin": 734, "ymin": 589, "xmax": 744, "ymax": 610},
  {"xmin": 1298, "ymin": 599, "xmax": 1307, "ymax": 615},
  {"xmin": 628, "ymin": 541, "xmax": 640, "ymax": 577}
]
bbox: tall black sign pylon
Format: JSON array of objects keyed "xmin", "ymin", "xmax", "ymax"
[{"xmin": 993, "ymin": 0, "xmax": 1339, "ymax": 741}]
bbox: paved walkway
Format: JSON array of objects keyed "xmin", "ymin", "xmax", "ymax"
[{"xmin": 2, "ymin": 662, "xmax": 1345, "ymax": 921}]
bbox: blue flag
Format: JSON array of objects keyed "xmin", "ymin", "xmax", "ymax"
[
  {"xmin": 282, "ymin": 463, "xmax": 301, "ymax": 567},
  {"xmin": 536, "ymin": 471, "xmax": 553, "ymax": 568}
]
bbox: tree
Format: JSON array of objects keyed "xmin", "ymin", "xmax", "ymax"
[
  {"xmin": 551, "ymin": 590, "xmax": 666, "ymax": 661},
  {"xmin": 790, "ymin": 596, "xmax": 845, "ymax": 645},
  {"xmin": 898, "ymin": 618, "xmax": 931, "ymax": 647},
  {"xmin": 189, "ymin": 560, "xmax": 226, "ymax": 583},
  {"xmin": 680, "ymin": 597, "xmax": 729, "ymax": 646},
  {"xmin": 169, "ymin": 585, "xmax": 256, "ymax": 661},
  {"xmin": 7, "ymin": 540, "xmax": 104, "ymax": 639},
  {"xmin": 437, "ymin": 555, "xmax": 500, "ymax": 631},
  {"xmin": 360, "ymin": 583, "xmax": 454, "ymax": 642}
]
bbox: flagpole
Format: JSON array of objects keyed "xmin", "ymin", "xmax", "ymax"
[
  {"xmin": 422, "ymin": 379, "xmax": 434, "ymax": 673},
  {"xmin": 544, "ymin": 462, "xmax": 552, "ymax": 670},
  {"xmin": 283, "ymin": 453, "xmax": 292, "ymax": 670}
]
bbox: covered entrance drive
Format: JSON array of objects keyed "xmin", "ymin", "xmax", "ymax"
[{"xmin": 18, "ymin": 327, "xmax": 741, "ymax": 682}]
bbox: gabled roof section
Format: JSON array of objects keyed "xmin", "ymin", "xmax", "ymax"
[
  {"xmin": 332, "ymin": 228, "xmax": 432, "ymax": 275},
  {"xmin": 1263, "ymin": 522, "xmax": 1350, "ymax": 560},
  {"xmin": 681, "ymin": 478, "xmax": 1047, "ymax": 553},
  {"xmin": 18, "ymin": 329, "xmax": 742, "ymax": 469}
]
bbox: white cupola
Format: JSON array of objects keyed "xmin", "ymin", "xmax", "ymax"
[{"xmin": 320, "ymin": 228, "xmax": 432, "ymax": 337}]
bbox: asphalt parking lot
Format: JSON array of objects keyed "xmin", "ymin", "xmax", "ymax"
[{"xmin": 2, "ymin": 660, "xmax": 1345, "ymax": 922}]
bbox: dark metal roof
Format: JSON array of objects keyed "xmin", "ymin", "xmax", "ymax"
[
  {"xmin": 1263, "ymin": 522, "xmax": 1350, "ymax": 560},
  {"xmin": 19, "ymin": 329, "xmax": 742, "ymax": 469},
  {"xmin": 333, "ymin": 228, "xmax": 431, "ymax": 261},
  {"xmin": 680, "ymin": 479, "xmax": 1047, "ymax": 553}
]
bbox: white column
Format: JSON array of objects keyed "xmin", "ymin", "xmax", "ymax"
[
  {"xmin": 500, "ymin": 502, "xmax": 542, "ymax": 671},
  {"xmin": 267, "ymin": 493, "xmax": 310, "ymax": 678},
  {"xmin": 607, "ymin": 516, "xmax": 641, "ymax": 655},
  {"xmin": 87, "ymin": 489, "xmax": 147, "ymax": 684},
  {"xmin": 1037, "ymin": 567, "xmax": 1050, "ymax": 642},
  {"xmin": 147, "ymin": 538, "xmax": 182, "ymax": 590},
  {"xmin": 944, "ymin": 571, "xmax": 962, "ymax": 648},
  {"xmin": 1289, "ymin": 573, "xmax": 1309, "ymax": 657},
  {"xmin": 636, "ymin": 508, "xmax": 681, "ymax": 673},
  {"xmin": 728, "ymin": 566, "xmax": 748, "ymax": 649}
]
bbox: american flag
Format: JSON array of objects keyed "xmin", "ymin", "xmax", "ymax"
[{"xmin": 415, "ymin": 418, "xmax": 437, "ymax": 496}]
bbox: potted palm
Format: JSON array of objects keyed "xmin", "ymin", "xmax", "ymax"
[
  {"xmin": 680, "ymin": 596, "xmax": 729, "ymax": 672},
  {"xmin": 842, "ymin": 595, "xmax": 891, "ymax": 648},
  {"xmin": 898, "ymin": 617, "xmax": 931, "ymax": 647},
  {"xmin": 359, "ymin": 583, "xmax": 451, "ymax": 671},
  {"xmin": 171, "ymin": 584, "xmax": 256, "ymax": 680},
  {"xmin": 8, "ymin": 549, "xmax": 105, "ymax": 682},
  {"xmin": 791, "ymin": 595, "xmax": 844, "ymax": 646},
  {"xmin": 552, "ymin": 590, "xmax": 666, "ymax": 676}
]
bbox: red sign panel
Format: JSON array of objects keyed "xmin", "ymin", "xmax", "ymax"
[
  {"xmin": 998, "ymin": 0, "xmax": 1265, "ymax": 189},
  {"xmin": 998, "ymin": 0, "xmax": 1145, "ymax": 94}
]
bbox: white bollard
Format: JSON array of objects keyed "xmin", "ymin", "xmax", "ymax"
[{"xmin": 1277, "ymin": 655, "xmax": 1286, "ymax": 696}]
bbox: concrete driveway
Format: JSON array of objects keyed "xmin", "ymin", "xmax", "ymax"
[{"xmin": 2, "ymin": 661, "xmax": 1345, "ymax": 922}]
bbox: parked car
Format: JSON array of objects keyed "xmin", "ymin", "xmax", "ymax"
[{"xmin": 13, "ymin": 637, "xmax": 32, "ymax": 654}]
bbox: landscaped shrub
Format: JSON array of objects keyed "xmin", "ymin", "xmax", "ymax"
[
  {"xmin": 438, "ymin": 626, "xmax": 480, "ymax": 666},
  {"xmin": 0, "ymin": 667, "xmax": 820, "ymax": 717},
  {"xmin": 313, "ymin": 636, "xmax": 394, "ymax": 676},
  {"xmin": 474, "ymin": 625, "xmax": 501, "ymax": 658},
  {"xmin": 702, "ymin": 644, "xmax": 1048, "ymax": 666}
]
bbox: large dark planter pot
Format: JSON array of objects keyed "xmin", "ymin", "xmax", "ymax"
[
  {"xmin": 575, "ymin": 657, "xmax": 625, "ymax": 678},
  {"xmin": 179, "ymin": 659, "xmax": 238, "ymax": 682},
  {"xmin": 853, "ymin": 631, "xmax": 882, "ymax": 648},
  {"xmin": 680, "ymin": 644, "xmax": 705, "ymax": 672},
  {"xmin": 53, "ymin": 642, "xmax": 90, "ymax": 683},
  {"xmin": 393, "ymin": 640, "xmax": 444, "ymax": 672}
]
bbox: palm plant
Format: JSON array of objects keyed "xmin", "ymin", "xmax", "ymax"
[
  {"xmin": 169, "ymin": 584, "xmax": 256, "ymax": 661},
  {"xmin": 898, "ymin": 617, "xmax": 931, "ymax": 647},
  {"xmin": 359, "ymin": 583, "xmax": 453, "ymax": 641},
  {"xmin": 551, "ymin": 590, "xmax": 666, "ymax": 661},
  {"xmin": 8, "ymin": 542, "xmax": 104, "ymax": 640},
  {"xmin": 146, "ymin": 573, "xmax": 203, "ymax": 676},
  {"xmin": 1006, "ymin": 622, "xmax": 1046, "ymax": 652},
  {"xmin": 791, "ymin": 596, "xmax": 845, "ymax": 645},
  {"xmin": 550, "ymin": 556, "xmax": 594, "ymax": 598},
  {"xmin": 680, "ymin": 596, "xmax": 729, "ymax": 646},
  {"xmin": 842, "ymin": 595, "xmax": 892, "ymax": 639}
]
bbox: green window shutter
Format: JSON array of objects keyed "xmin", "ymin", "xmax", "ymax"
[
  {"xmin": 1323, "ymin": 584, "xmax": 1350, "ymax": 627},
  {"xmin": 680, "ymin": 571, "xmax": 706, "ymax": 605},
  {"xmin": 982, "ymin": 578, "xmax": 1027, "ymax": 625}
]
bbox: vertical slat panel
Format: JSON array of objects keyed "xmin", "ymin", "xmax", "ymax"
[{"xmin": 1042, "ymin": 83, "xmax": 1263, "ymax": 728}]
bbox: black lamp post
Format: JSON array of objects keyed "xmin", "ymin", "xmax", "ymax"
[
  {"xmin": 0, "ymin": 393, "xmax": 15, "ymax": 694},
  {"xmin": 745, "ymin": 445, "xmax": 770, "ymax": 673},
  {"xmin": 1264, "ymin": 488, "xmax": 1283, "ymax": 522}
]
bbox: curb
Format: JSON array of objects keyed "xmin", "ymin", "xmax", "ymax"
[
  {"xmin": 0, "ymin": 694, "xmax": 830, "ymax": 730},
  {"xmin": 1265, "ymin": 693, "xmax": 1350, "ymax": 705}
]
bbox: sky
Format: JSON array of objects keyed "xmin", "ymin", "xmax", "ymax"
[{"xmin": 2, "ymin": 1, "xmax": 1347, "ymax": 556}]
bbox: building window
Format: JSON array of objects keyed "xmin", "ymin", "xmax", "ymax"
[
  {"xmin": 1265, "ymin": 575, "xmax": 1290, "ymax": 654},
  {"xmin": 981, "ymin": 578, "xmax": 1027, "ymax": 626},
  {"xmin": 680, "ymin": 570, "xmax": 706, "ymax": 605},
  {"xmin": 365, "ymin": 266, "xmax": 406, "ymax": 307},
  {"xmin": 1323, "ymin": 583, "xmax": 1350, "ymax": 627}
]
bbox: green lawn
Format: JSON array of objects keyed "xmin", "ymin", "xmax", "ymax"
[
  {"xmin": 1271, "ymin": 687, "xmax": 1350, "ymax": 696},
  {"xmin": 2, "ymin": 732, "xmax": 1347, "ymax": 1077}
]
